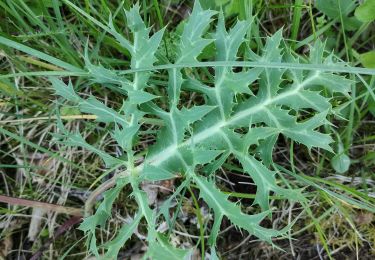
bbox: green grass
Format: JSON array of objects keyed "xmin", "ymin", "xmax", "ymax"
[{"xmin": 0, "ymin": 0, "xmax": 374, "ymax": 259}]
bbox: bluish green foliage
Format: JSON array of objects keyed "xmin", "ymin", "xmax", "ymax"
[{"xmin": 51, "ymin": 1, "xmax": 353, "ymax": 258}]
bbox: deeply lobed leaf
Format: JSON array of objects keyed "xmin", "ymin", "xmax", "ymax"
[{"xmin": 51, "ymin": 1, "xmax": 353, "ymax": 258}]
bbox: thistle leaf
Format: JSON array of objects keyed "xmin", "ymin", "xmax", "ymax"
[
  {"xmin": 79, "ymin": 177, "xmax": 129, "ymax": 257},
  {"xmin": 148, "ymin": 234, "xmax": 193, "ymax": 260},
  {"xmin": 51, "ymin": 78, "xmax": 79, "ymax": 102},
  {"xmin": 103, "ymin": 212, "xmax": 142, "ymax": 259},
  {"xmin": 141, "ymin": 164, "xmax": 176, "ymax": 181},
  {"xmin": 50, "ymin": 1, "xmax": 356, "ymax": 258},
  {"xmin": 176, "ymin": 1, "xmax": 216, "ymax": 64},
  {"xmin": 191, "ymin": 172, "xmax": 283, "ymax": 244}
]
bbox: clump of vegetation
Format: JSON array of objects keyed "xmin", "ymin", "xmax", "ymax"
[{"xmin": 0, "ymin": 0, "xmax": 374, "ymax": 259}]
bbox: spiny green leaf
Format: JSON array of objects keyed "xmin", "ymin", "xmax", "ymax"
[
  {"xmin": 191, "ymin": 172, "xmax": 283, "ymax": 244},
  {"xmin": 103, "ymin": 212, "xmax": 142, "ymax": 259},
  {"xmin": 79, "ymin": 177, "xmax": 129, "ymax": 257},
  {"xmin": 277, "ymin": 90, "xmax": 331, "ymax": 112},
  {"xmin": 215, "ymin": 12, "xmax": 249, "ymax": 62},
  {"xmin": 176, "ymin": 1, "xmax": 216, "ymax": 64},
  {"xmin": 51, "ymin": 78, "xmax": 79, "ymax": 102},
  {"xmin": 191, "ymin": 148, "xmax": 223, "ymax": 165},
  {"xmin": 141, "ymin": 164, "xmax": 176, "ymax": 181},
  {"xmin": 85, "ymin": 55, "xmax": 129, "ymax": 86},
  {"xmin": 79, "ymin": 96, "xmax": 128, "ymax": 125},
  {"xmin": 306, "ymin": 72, "xmax": 352, "ymax": 94},
  {"xmin": 179, "ymin": 105, "xmax": 216, "ymax": 123},
  {"xmin": 148, "ymin": 234, "xmax": 193, "ymax": 260},
  {"xmin": 61, "ymin": 131, "xmax": 122, "ymax": 167},
  {"xmin": 213, "ymin": 13, "xmax": 260, "ymax": 117},
  {"xmin": 256, "ymin": 135, "xmax": 278, "ymax": 166},
  {"xmin": 235, "ymin": 152, "xmax": 302, "ymax": 211},
  {"xmin": 47, "ymin": 1, "xmax": 358, "ymax": 258},
  {"xmin": 128, "ymin": 90, "xmax": 159, "ymax": 104}
]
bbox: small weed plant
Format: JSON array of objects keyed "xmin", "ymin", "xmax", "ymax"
[{"xmin": 49, "ymin": 1, "xmax": 369, "ymax": 259}]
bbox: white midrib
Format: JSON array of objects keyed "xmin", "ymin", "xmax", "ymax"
[
  {"xmin": 215, "ymin": 72, "xmax": 226, "ymax": 120},
  {"xmin": 146, "ymin": 73, "xmax": 319, "ymax": 167}
]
